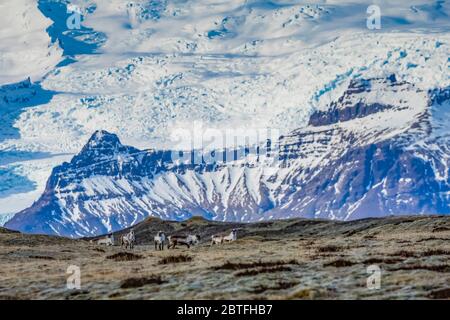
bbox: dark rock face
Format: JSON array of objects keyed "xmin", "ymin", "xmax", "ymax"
[
  {"xmin": 6, "ymin": 77, "xmax": 450, "ymax": 237},
  {"xmin": 308, "ymin": 76, "xmax": 411, "ymax": 126},
  {"xmin": 270, "ymin": 141, "xmax": 449, "ymax": 221},
  {"xmin": 308, "ymin": 102, "xmax": 392, "ymax": 126}
]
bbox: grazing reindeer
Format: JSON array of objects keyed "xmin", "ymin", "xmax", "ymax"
[
  {"xmin": 121, "ymin": 229, "xmax": 135, "ymax": 250},
  {"xmin": 223, "ymin": 229, "xmax": 238, "ymax": 242},
  {"xmin": 211, "ymin": 234, "xmax": 224, "ymax": 245},
  {"xmin": 154, "ymin": 231, "xmax": 166, "ymax": 250},
  {"xmin": 168, "ymin": 234, "xmax": 201, "ymax": 249},
  {"xmin": 97, "ymin": 233, "xmax": 114, "ymax": 246},
  {"xmin": 211, "ymin": 229, "xmax": 237, "ymax": 246},
  {"xmin": 187, "ymin": 234, "xmax": 201, "ymax": 245}
]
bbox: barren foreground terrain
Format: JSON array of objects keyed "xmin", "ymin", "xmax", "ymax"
[{"xmin": 0, "ymin": 216, "xmax": 449, "ymax": 300}]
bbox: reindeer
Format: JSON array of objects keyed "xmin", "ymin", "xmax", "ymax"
[
  {"xmin": 154, "ymin": 231, "xmax": 166, "ymax": 250},
  {"xmin": 121, "ymin": 229, "xmax": 135, "ymax": 249},
  {"xmin": 168, "ymin": 234, "xmax": 201, "ymax": 249},
  {"xmin": 96, "ymin": 233, "xmax": 114, "ymax": 246},
  {"xmin": 187, "ymin": 234, "xmax": 201, "ymax": 245},
  {"xmin": 211, "ymin": 234, "xmax": 224, "ymax": 245},
  {"xmin": 223, "ymin": 229, "xmax": 238, "ymax": 242},
  {"xmin": 211, "ymin": 229, "xmax": 237, "ymax": 246}
]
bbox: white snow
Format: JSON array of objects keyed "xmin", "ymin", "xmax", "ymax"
[{"xmin": 0, "ymin": 0, "xmax": 62, "ymax": 85}]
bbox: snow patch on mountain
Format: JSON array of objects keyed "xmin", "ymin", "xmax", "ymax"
[{"xmin": 0, "ymin": 213, "xmax": 15, "ymax": 227}]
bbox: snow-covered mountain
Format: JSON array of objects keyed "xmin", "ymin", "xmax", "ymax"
[
  {"xmin": 6, "ymin": 75, "xmax": 449, "ymax": 237},
  {"xmin": 1, "ymin": 1, "xmax": 450, "ymax": 231}
]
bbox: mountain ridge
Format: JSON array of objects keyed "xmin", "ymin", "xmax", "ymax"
[{"xmin": 6, "ymin": 75, "xmax": 449, "ymax": 237}]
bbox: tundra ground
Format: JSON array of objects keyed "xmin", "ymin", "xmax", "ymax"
[{"xmin": 0, "ymin": 216, "xmax": 449, "ymax": 300}]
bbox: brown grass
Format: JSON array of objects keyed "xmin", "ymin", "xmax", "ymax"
[
  {"xmin": 66, "ymin": 290, "xmax": 90, "ymax": 297},
  {"xmin": 317, "ymin": 245, "xmax": 343, "ymax": 253},
  {"xmin": 289, "ymin": 288, "xmax": 331, "ymax": 300},
  {"xmin": 106, "ymin": 252, "xmax": 143, "ymax": 261},
  {"xmin": 120, "ymin": 276, "xmax": 166, "ymax": 289},
  {"xmin": 28, "ymin": 255, "xmax": 55, "ymax": 260},
  {"xmin": 324, "ymin": 259, "xmax": 357, "ymax": 267},
  {"xmin": 416, "ymin": 237, "xmax": 450, "ymax": 242},
  {"xmin": 427, "ymin": 288, "xmax": 450, "ymax": 299},
  {"xmin": 250, "ymin": 281, "xmax": 298, "ymax": 294},
  {"xmin": 432, "ymin": 227, "xmax": 450, "ymax": 233},
  {"xmin": 391, "ymin": 250, "xmax": 416, "ymax": 258},
  {"xmin": 213, "ymin": 260, "xmax": 299, "ymax": 271},
  {"xmin": 420, "ymin": 249, "xmax": 450, "ymax": 257},
  {"xmin": 234, "ymin": 266, "xmax": 292, "ymax": 277},
  {"xmin": 158, "ymin": 254, "xmax": 192, "ymax": 264},
  {"xmin": 362, "ymin": 257, "xmax": 402, "ymax": 265},
  {"xmin": 0, "ymin": 215, "xmax": 448, "ymax": 299},
  {"xmin": 0, "ymin": 294, "xmax": 30, "ymax": 300},
  {"xmin": 389, "ymin": 264, "xmax": 450, "ymax": 273}
]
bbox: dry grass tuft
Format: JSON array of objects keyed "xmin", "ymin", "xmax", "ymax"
[
  {"xmin": 389, "ymin": 264, "xmax": 450, "ymax": 273},
  {"xmin": 106, "ymin": 252, "xmax": 143, "ymax": 261},
  {"xmin": 432, "ymin": 227, "xmax": 450, "ymax": 233},
  {"xmin": 158, "ymin": 254, "xmax": 192, "ymax": 265},
  {"xmin": 362, "ymin": 257, "xmax": 402, "ymax": 265},
  {"xmin": 317, "ymin": 245, "xmax": 343, "ymax": 253},
  {"xmin": 0, "ymin": 294, "xmax": 29, "ymax": 300},
  {"xmin": 420, "ymin": 249, "xmax": 450, "ymax": 257},
  {"xmin": 289, "ymin": 288, "xmax": 330, "ymax": 300},
  {"xmin": 29, "ymin": 255, "xmax": 55, "ymax": 260},
  {"xmin": 416, "ymin": 237, "xmax": 450, "ymax": 242},
  {"xmin": 120, "ymin": 276, "xmax": 166, "ymax": 289},
  {"xmin": 250, "ymin": 281, "xmax": 298, "ymax": 294},
  {"xmin": 324, "ymin": 259, "xmax": 356, "ymax": 268},
  {"xmin": 235, "ymin": 266, "xmax": 292, "ymax": 277},
  {"xmin": 66, "ymin": 290, "xmax": 90, "ymax": 298},
  {"xmin": 427, "ymin": 288, "xmax": 450, "ymax": 299},
  {"xmin": 213, "ymin": 260, "xmax": 298, "ymax": 271},
  {"xmin": 391, "ymin": 250, "xmax": 416, "ymax": 258}
]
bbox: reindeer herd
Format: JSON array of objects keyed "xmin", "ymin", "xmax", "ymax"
[{"xmin": 92, "ymin": 229, "xmax": 238, "ymax": 250}]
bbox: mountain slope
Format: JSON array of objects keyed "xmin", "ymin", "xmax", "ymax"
[{"xmin": 6, "ymin": 76, "xmax": 449, "ymax": 237}]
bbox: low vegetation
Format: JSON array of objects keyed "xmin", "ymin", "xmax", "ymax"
[
  {"xmin": 106, "ymin": 252, "xmax": 143, "ymax": 261},
  {"xmin": 158, "ymin": 255, "xmax": 192, "ymax": 264},
  {"xmin": 324, "ymin": 259, "xmax": 357, "ymax": 268},
  {"xmin": 389, "ymin": 264, "xmax": 450, "ymax": 273},
  {"xmin": 213, "ymin": 260, "xmax": 299, "ymax": 271},
  {"xmin": 234, "ymin": 266, "xmax": 292, "ymax": 277},
  {"xmin": 120, "ymin": 276, "xmax": 166, "ymax": 289},
  {"xmin": 0, "ymin": 215, "xmax": 448, "ymax": 299},
  {"xmin": 317, "ymin": 245, "xmax": 343, "ymax": 253},
  {"xmin": 427, "ymin": 288, "xmax": 450, "ymax": 299}
]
